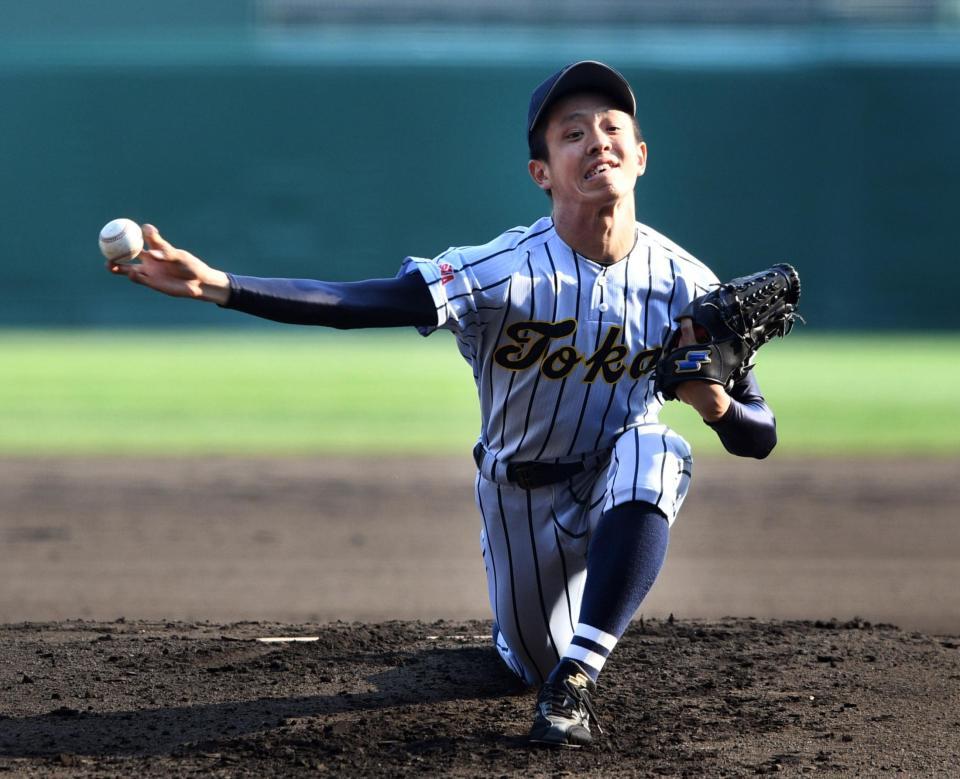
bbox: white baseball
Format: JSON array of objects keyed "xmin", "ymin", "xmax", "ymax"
[{"xmin": 99, "ymin": 218, "xmax": 144, "ymax": 263}]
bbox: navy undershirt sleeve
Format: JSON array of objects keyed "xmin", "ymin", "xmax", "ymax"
[
  {"xmin": 705, "ymin": 371, "xmax": 778, "ymax": 459},
  {"xmin": 221, "ymin": 272, "xmax": 437, "ymax": 329}
]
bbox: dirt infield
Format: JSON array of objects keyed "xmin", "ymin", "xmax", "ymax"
[
  {"xmin": 2, "ymin": 617, "xmax": 959, "ymax": 776},
  {"xmin": 2, "ymin": 456, "xmax": 959, "ymax": 631},
  {"xmin": 1, "ymin": 455, "xmax": 959, "ymax": 775}
]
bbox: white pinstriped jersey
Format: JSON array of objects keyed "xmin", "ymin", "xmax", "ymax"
[{"xmin": 401, "ymin": 216, "xmax": 719, "ymax": 464}]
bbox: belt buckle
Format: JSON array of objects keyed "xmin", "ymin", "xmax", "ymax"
[{"xmin": 511, "ymin": 463, "xmax": 537, "ymax": 490}]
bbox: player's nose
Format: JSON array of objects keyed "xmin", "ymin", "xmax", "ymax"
[{"xmin": 586, "ymin": 130, "xmax": 612, "ymax": 156}]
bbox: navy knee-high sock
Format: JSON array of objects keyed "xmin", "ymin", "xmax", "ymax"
[{"xmin": 550, "ymin": 501, "xmax": 669, "ymax": 683}]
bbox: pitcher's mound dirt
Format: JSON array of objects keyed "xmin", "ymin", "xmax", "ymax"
[{"xmin": 2, "ymin": 616, "xmax": 958, "ymax": 776}]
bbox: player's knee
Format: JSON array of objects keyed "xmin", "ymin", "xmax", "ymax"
[
  {"xmin": 492, "ymin": 624, "xmax": 541, "ymax": 686},
  {"xmin": 602, "ymin": 501, "xmax": 667, "ymax": 523},
  {"xmin": 498, "ymin": 647, "xmax": 541, "ymax": 687}
]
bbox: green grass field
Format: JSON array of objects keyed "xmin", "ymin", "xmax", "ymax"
[{"xmin": 3, "ymin": 330, "xmax": 957, "ymax": 456}]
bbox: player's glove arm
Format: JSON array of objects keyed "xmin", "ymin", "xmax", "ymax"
[
  {"xmin": 704, "ymin": 371, "xmax": 777, "ymax": 459},
  {"xmin": 221, "ymin": 273, "xmax": 437, "ymax": 329}
]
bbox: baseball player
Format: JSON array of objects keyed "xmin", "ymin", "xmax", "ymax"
[{"xmin": 107, "ymin": 61, "xmax": 778, "ymax": 748}]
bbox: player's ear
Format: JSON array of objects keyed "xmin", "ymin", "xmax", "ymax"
[
  {"xmin": 636, "ymin": 141, "xmax": 648, "ymax": 177},
  {"xmin": 528, "ymin": 159, "xmax": 551, "ymax": 191}
]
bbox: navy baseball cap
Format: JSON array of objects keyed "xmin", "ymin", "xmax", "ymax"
[{"xmin": 527, "ymin": 61, "xmax": 636, "ymax": 143}]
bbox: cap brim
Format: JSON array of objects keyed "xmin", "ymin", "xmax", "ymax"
[{"xmin": 528, "ymin": 61, "xmax": 636, "ymax": 137}]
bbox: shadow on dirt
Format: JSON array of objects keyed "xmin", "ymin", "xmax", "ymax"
[{"xmin": 0, "ymin": 645, "xmax": 527, "ymax": 758}]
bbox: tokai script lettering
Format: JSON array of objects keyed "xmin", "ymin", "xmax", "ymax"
[{"xmin": 492, "ymin": 319, "xmax": 661, "ymax": 384}]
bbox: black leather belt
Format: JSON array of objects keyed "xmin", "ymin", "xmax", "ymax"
[{"xmin": 473, "ymin": 443, "xmax": 587, "ymax": 490}]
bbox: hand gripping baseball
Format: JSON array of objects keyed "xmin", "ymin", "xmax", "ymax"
[
  {"xmin": 106, "ymin": 224, "xmax": 231, "ymax": 305},
  {"xmin": 655, "ymin": 263, "xmax": 802, "ymax": 401}
]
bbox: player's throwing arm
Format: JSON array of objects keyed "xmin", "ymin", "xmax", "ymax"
[{"xmin": 102, "ymin": 220, "xmax": 231, "ymax": 305}]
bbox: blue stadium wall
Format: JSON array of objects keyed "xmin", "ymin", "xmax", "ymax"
[{"xmin": 2, "ymin": 27, "xmax": 958, "ymax": 328}]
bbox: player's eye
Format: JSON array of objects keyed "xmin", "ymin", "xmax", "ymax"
[{"xmin": 565, "ymin": 131, "xmax": 582, "ymax": 140}]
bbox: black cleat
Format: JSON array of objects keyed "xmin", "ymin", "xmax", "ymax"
[{"xmin": 528, "ymin": 661, "xmax": 602, "ymax": 748}]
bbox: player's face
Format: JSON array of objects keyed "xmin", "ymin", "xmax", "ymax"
[{"xmin": 529, "ymin": 93, "xmax": 646, "ymax": 207}]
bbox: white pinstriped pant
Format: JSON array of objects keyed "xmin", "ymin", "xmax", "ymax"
[{"xmin": 477, "ymin": 424, "xmax": 693, "ymax": 686}]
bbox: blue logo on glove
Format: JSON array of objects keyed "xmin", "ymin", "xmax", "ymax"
[{"xmin": 675, "ymin": 349, "xmax": 712, "ymax": 373}]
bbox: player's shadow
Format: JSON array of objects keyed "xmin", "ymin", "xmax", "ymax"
[{"xmin": 0, "ymin": 645, "xmax": 529, "ymax": 759}]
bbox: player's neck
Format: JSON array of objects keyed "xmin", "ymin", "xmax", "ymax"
[{"xmin": 552, "ymin": 199, "xmax": 636, "ymax": 265}]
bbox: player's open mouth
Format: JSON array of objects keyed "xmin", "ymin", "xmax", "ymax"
[{"xmin": 584, "ymin": 161, "xmax": 618, "ymax": 180}]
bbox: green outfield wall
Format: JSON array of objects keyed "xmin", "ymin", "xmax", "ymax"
[{"xmin": 2, "ymin": 27, "xmax": 958, "ymax": 328}]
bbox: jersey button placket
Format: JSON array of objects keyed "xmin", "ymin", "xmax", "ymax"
[
  {"xmin": 602, "ymin": 263, "xmax": 627, "ymax": 321},
  {"xmin": 597, "ymin": 269, "xmax": 609, "ymax": 313},
  {"xmin": 586, "ymin": 266, "xmax": 604, "ymax": 320}
]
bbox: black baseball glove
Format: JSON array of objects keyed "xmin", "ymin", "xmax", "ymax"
[{"xmin": 655, "ymin": 263, "xmax": 802, "ymax": 401}]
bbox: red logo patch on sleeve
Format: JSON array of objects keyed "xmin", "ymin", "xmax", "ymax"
[{"xmin": 438, "ymin": 262, "xmax": 455, "ymax": 285}]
